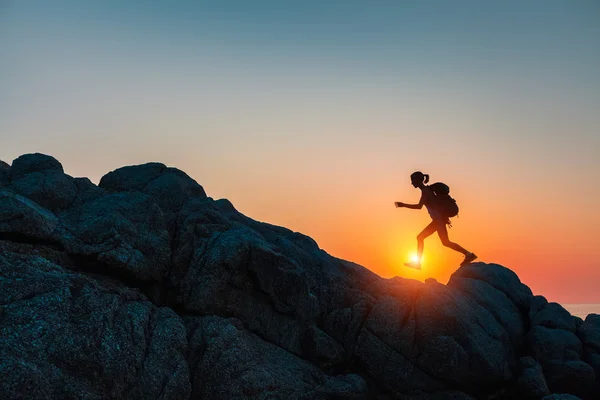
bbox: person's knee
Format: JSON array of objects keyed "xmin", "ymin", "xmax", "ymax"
[
  {"xmin": 417, "ymin": 233, "xmax": 426, "ymax": 242},
  {"xmin": 441, "ymin": 238, "xmax": 453, "ymax": 247}
]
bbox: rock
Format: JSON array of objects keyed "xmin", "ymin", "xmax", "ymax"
[
  {"xmin": 302, "ymin": 324, "xmax": 345, "ymax": 369},
  {"xmin": 0, "ymin": 251, "xmax": 190, "ymax": 400},
  {"xmin": 542, "ymin": 394, "xmax": 583, "ymax": 400},
  {"xmin": 0, "ymin": 190, "xmax": 59, "ymax": 242},
  {"xmin": 545, "ymin": 360, "xmax": 596, "ymax": 399},
  {"xmin": 527, "ymin": 325, "xmax": 583, "ymax": 366},
  {"xmin": 355, "ymin": 327, "xmax": 445, "ymax": 397},
  {"xmin": 168, "ymin": 197, "xmax": 370, "ymax": 361},
  {"xmin": 99, "ymin": 163, "xmax": 206, "ymax": 215},
  {"xmin": 450, "ymin": 262, "xmax": 533, "ymax": 311},
  {"xmin": 527, "ymin": 325, "xmax": 597, "ymax": 398},
  {"xmin": 11, "ymin": 169, "xmax": 77, "ymax": 212},
  {"xmin": 69, "ymin": 177, "xmax": 106, "ymax": 207},
  {"xmin": 3, "ymin": 154, "xmax": 80, "ymax": 212},
  {"xmin": 530, "ymin": 295, "xmax": 549, "ymax": 314},
  {"xmin": 0, "ymin": 160, "xmax": 9, "ymax": 186},
  {"xmin": 143, "ymin": 169, "xmax": 206, "ymax": 211},
  {"xmin": 579, "ymin": 315, "xmax": 600, "ymax": 359},
  {"xmin": 356, "ymin": 277, "xmax": 514, "ymax": 396},
  {"xmin": 531, "ymin": 302, "xmax": 577, "ymax": 332},
  {"xmin": 58, "ymin": 191, "xmax": 171, "ymax": 284},
  {"xmin": 10, "ymin": 153, "xmax": 64, "ymax": 178},
  {"xmin": 100, "ymin": 162, "xmax": 167, "ymax": 191},
  {"xmin": 448, "ymin": 272, "xmax": 527, "ymax": 346},
  {"xmin": 323, "ymin": 300, "xmax": 371, "ymax": 357},
  {"xmin": 516, "ymin": 356, "xmax": 550, "ymax": 398},
  {"xmin": 576, "ymin": 315, "xmax": 600, "ymax": 398},
  {"xmin": 185, "ymin": 316, "xmax": 367, "ymax": 399}
]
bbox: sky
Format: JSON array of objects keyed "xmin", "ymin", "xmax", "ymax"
[{"xmin": 1, "ymin": 1, "xmax": 599, "ymax": 303}]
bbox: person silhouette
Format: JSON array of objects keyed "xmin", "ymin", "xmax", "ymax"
[{"xmin": 395, "ymin": 171, "xmax": 477, "ymax": 269}]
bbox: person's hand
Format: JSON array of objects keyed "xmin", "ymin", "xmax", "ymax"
[{"xmin": 395, "ymin": 202, "xmax": 404, "ymax": 208}]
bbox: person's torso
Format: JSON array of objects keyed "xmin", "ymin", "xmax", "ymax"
[{"xmin": 422, "ymin": 186, "xmax": 442, "ymax": 220}]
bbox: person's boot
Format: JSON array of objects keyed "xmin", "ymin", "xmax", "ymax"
[
  {"xmin": 404, "ymin": 261, "xmax": 421, "ymax": 270},
  {"xmin": 460, "ymin": 253, "xmax": 477, "ymax": 266}
]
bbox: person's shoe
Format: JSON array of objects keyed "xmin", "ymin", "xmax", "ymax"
[
  {"xmin": 460, "ymin": 253, "xmax": 478, "ymax": 266},
  {"xmin": 404, "ymin": 261, "xmax": 421, "ymax": 270}
]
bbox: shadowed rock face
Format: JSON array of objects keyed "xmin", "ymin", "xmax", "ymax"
[
  {"xmin": 0, "ymin": 153, "xmax": 597, "ymax": 400},
  {"xmin": 0, "ymin": 252, "xmax": 190, "ymax": 400}
]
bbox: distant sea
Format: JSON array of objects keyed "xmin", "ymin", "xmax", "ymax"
[{"xmin": 562, "ymin": 304, "xmax": 600, "ymax": 319}]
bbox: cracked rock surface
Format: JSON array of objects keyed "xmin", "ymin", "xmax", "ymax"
[{"xmin": 0, "ymin": 153, "xmax": 597, "ymax": 399}]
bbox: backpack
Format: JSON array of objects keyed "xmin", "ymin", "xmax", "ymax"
[{"xmin": 428, "ymin": 182, "xmax": 459, "ymax": 218}]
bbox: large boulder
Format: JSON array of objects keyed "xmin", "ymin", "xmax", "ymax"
[
  {"xmin": 355, "ymin": 275, "xmax": 514, "ymax": 397},
  {"xmin": 10, "ymin": 153, "xmax": 64, "ymax": 178},
  {"xmin": 0, "ymin": 190, "xmax": 59, "ymax": 242},
  {"xmin": 527, "ymin": 325, "xmax": 583, "ymax": 364},
  {"xmin": 450, "ymin": 263, "xmax": 533, "ymax": 311},
  {"xmin": 448, "ymin": 269, "xmax": 527, "ymax": 346},
  {"xmin": 11, "ymin": 171, "xmax": 77, "ymax": 212},
  {"xmin": 58, "ymin": 191, "xmax": 171, "ymax": 284},
  {"xmin": 516, "ymin": 356, "xmax": 550, "ymax": 398},
  {"xmin": 0, "ymin": 251, "xmax": 190, "ymax": 400},
  {"xmin": 531, "ymin": 302, "xmax": 578, "ymax": 332},
  {"xmin": 579, "ymin": 315, "xmax": 600, "ymax": 370},
  {"xmin": 9, "ymin": 154, "xmax": 77, "ymax": 212},
  {"xmin": 527, "ymin": 323, "xmax": 596, "ymax": 398},
  {"xmin": 578, "ymin": 314, "xmax": 600, "ymax": 397},
  {"xmin": 99, "ymin": 163, "xmax": 206, "ymax": 217}
]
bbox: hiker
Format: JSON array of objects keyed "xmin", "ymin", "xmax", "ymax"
[{"xmin": 394, "ymin": 171, "xmax": 477, "ymax": 269}]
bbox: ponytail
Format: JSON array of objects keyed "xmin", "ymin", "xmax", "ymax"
[{"xmin": 410, "ymin": 171, "xmax": 429, "ymax": 185}]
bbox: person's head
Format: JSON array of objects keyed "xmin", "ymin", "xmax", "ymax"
[{"xmin": 410, "ymin": 171, "xmax": 429, "ymax": 188}]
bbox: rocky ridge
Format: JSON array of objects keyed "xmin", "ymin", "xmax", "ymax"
[{"xmin": 0, "ymin": 153, "xmax": 598, "ymax": 400}]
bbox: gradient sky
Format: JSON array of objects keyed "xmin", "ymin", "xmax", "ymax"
[{"xmin": 2, "ymin": 1, "xmax": 599, "ymax": 303}]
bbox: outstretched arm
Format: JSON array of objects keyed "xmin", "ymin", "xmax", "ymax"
[{"xmin": 395, "ymin": 193, "xmax": 424, "ymax": 209}]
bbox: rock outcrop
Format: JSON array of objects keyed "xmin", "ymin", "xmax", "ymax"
[{"xmin": 0, "ymin": 153, "xmax": 597, "ymax": 400}]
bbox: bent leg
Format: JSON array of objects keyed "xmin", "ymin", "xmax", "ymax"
[
  {"xmin": 416, "ymin": 221, "xmax": 438, "ymax": 260},
  {"xmin": 436, "ymin": 221, "xmax": 469, "ymax": 255}
]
